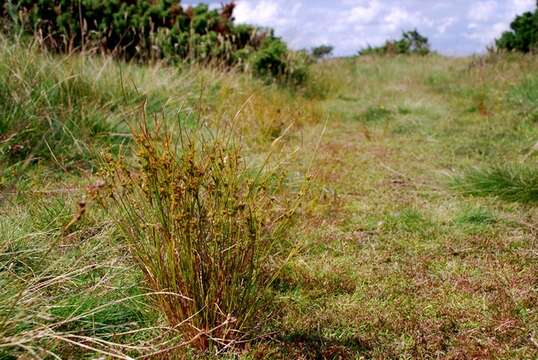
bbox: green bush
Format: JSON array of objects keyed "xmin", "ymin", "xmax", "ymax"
[
  {"xmin": 0, "ymin": 1, "xmax": 309, "ymax": 84},
  {"xmin": 1, "ymin": 1, "xmax": 245, "ymax": 61},
  {"xmin": 496, "ymin": 8, "xmax": 538, "ymax": 53},
  {"xmin": 311, "ymin": 44, "xmax": 333, "ymax": 59},
  {"xmin": 251, "ymin": 37, "xmax": 289, "ymax": 79},
  {"xmin": 359, "ymin": 30, "xmax": 430, "ymax": 56},
  {"xmin": 250, "ymin": 37, "xmax": 311, "ymax": 85}
]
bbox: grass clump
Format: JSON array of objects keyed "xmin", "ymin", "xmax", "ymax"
[
  {"xmin": 455, "ymin": 207, "xmax": 497, "ymax": 226},
  {"xmin": 383, "ymin": 208, "xmax": 433, "ymax": 234},
  {"xmin": 508, "ymin": 74, "xmax": 538, "ymax": 117},
  {"xmin": 453, "ymin": 165, "xmax": 538, "ymax": 203},
  {"xmin": 96, "ymin": 120, "xmax": 296, "ymax": 352},
  {"xmin": 0, "ymin": 198, "xmax": 157, "ymax": 358},
  {"xmin": 357, "ymin": 106, "xmax": 393, "ymax": 123},
  {"xmin": 454, "ymin": 206, "xmax": 497, "ymax": 235},
  {"xmin": 0, "ymin": 39, "xmax": 128, "ymax": 172}
]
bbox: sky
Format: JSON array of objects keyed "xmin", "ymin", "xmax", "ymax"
[{"xmin": 182, "ymin": 0, "xmax": 536, "ymax": 56}]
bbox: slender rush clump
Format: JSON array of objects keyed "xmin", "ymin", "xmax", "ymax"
[{"xmin": 94, "ymin": 120, "xmax": 293, "ymax": 351}]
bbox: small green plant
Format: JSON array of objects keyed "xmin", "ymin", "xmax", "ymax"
[
  {"xmin": 453, "ymin": 165, "xmax": 538, "ymax": 203},
  {"xmin": 95, "ymin": 120, "xmax": 296, "ymax": 351},
  {"xmin": 398, "ymin": 106, "xmax": 412, "ymax": 115},
  {"xmin": 454, "ymin": 206, "xmax": 497, "ymax": 234},
  {"xmin": 455, "ymin": 207, "xmax": 497, "ymax": 226},
  {"xmin": 358, "ymin": 106, "xmax": 393, "ymax": 122}
]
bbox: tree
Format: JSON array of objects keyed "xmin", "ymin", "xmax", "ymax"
[
  {"xmin": 400, "ymin": 30, "xmax": 430, "ymax": 55},
  {"xmin": 496, "ymin": 9, "xmax": 538, "ymax": 52},
  {"xmin": 311, "ymin": 44, "xmax": 334, "ymax": 59}
]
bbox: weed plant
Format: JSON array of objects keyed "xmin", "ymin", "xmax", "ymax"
[{"xmin": 95, "ymin": 119, "xmax": 296, "ymax": 352}]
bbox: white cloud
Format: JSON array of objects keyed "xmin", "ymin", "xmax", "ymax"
[
  {"xmin": 437, "ymin": 17, "xmax": 456, "ymax": 34},
  {"xmin": 465, "ymin": 0, "xmax": 535, "ymax": 47},
  {"xmin": 347, "ymin": 1, "xmax": 382, "ymax": 23},
  {"xmin": 185, "ymin": 0, "xmax": 538, "ymax": 55},
  {"xmin": 234, "ymin": 1, "xmax": 280, "ymax": 25},
  {"xmin": 466, "ymin": 21, "xmax": 507, "ymax": 45},
  {"xmin": 467, "ymin": 1, "xmax": 498, "ymax": 22},
  {"xmin": 384, "ymin": 7, "xmax": 413, "ymax": 31},
  {"xmin": 512, "ymin": 0, "xmax": 535, "ymax": 14}
]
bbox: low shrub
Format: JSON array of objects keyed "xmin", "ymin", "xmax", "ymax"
[
  {"xmin": 359, "ymin": 30, "xmax": 430, "ymax": 56},
  {"xmin": 453, "ymin": 165, "xmax": 538, "ymax": 203},
  {"xmin": 311, "ymin": 45, "xmax": 333, "ymax": 60},
  {"xmin": 1, "ymin": 1, "xmax": 309, "ymax": 84},
  {"xmin": 250, "ymin": 37, "xmax": 311, "ymax": 86},
  {"xmin": 250, "ymin": 37, "xmax": 289, "ymax": 79},
  {"xmin": 95, "ymin": 120, "xmax": 296, "ymax": 351}
]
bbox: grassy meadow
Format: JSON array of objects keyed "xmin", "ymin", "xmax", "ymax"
[{"xmin": 1, "ymin": 37, "xmax": 538, "ymax": 359}]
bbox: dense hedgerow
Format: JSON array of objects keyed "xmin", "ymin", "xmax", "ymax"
[
  {"xmin": 359, "ymin": 30, "xmax": 430, "ymax": 56},
  {"xmin": 496, "ymin": 6, "xmax": 538, "ymax": 53},
  {"xmin": 0, "ymin": 0, "xmax": 308, "ymax": 84}
]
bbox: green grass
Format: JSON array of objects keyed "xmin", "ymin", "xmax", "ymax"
[
  {"xmin": 1, "ymin": 40, "xmax": 538, "ymax": 359},
  {"xmin": 453, "ymin": 165, "xmax": 538, "ymax": 203},
  {"xmin": 508, "ymin": 73, "xmax": 538, "ymax": 116},
  {"xmin": 0, "ymin": 195, "xmax": 159, "ymax": 358},
  {"xmin": 455, "ymin": 206, "xmax": 497, "ymax": 226},
  {"xmin": 0, "ymin": 40, "xmax": 131, "ymax": 171},
  {"xmin": 357, "ymin": 106, "xmax": 393, "ymax": 122}
]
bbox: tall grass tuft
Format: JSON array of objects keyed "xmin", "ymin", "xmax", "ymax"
[
  {"xmin": 453, "ymin": 165, "xmax": 538, "ymax": 203},
  {"xmin": 508, "ymin": 74, "xmax": 538, "ymax": 116},
  {"xmin": 95, "ymin": 119, "xmax": 295, "ymax": 352},
  {"xmin": 0, "ymin": 202, "xmax": 160, "ymax": 358}
]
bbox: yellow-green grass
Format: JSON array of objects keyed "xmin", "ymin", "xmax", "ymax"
[{"xmin": 1, "ymin": 37, "xmax": 537, "ymax": 359}]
